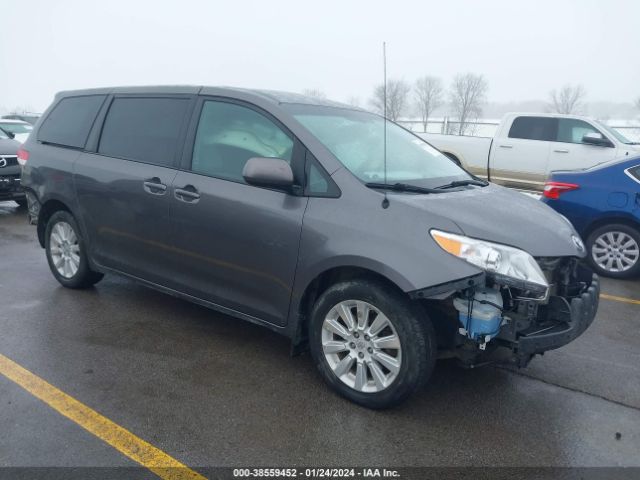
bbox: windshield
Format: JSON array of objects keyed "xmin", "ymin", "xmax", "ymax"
[
  {"xmin": 287, "ymin": 105, "xmax": 472, "ymax": 187},
  {"xmin": 594, "ymin": 121, "xmax": 633, "ymax": 144},
  {"xmin": 0, "ymin": 123, "xmax": 33, "ymax": 134},
  {"xmin": 0, "ymin": 129, "xmax": 8, "ymax": 139}
]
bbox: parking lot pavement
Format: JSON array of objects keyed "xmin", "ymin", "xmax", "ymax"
[{"xmin": 1, "ymin": 199, "xmax": 639, "ymax": 471}]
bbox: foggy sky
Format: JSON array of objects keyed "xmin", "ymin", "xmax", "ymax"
[{"xmin": 1, "ymin": 0, "xmax": 639, "ymax": 112}]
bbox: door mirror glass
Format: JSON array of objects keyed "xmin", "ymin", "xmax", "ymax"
[
  {"xmin": 582, "ymin": 132, "xmax": 613, "ymax": 147},
  {"xmin": 243, "ymin": 157, "xmax": 294, "ymax": 189}
]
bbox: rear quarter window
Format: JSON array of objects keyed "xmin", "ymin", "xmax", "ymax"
[
  {"xmin": 508, "ymin": 116, "xmax": 557, "ymax": 141},
  {"xmin": 98, "ymin": 97, "xmax": 190, "ymax": 167},
  {"xmin": 627, "ymin": 165, "xmax": 640, "ymax": 183},
  {"xmin": 38, "ymin": 95, "xmax": 106, "ymax": 148}
]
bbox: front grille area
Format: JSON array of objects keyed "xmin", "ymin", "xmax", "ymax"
[{"xmin": 0, "ymin": 155, "xmax": 18, "ymax": 167}]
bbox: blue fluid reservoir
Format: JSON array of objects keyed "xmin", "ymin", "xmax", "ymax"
[{"xmin": 453, "ymin": 288, "xmax": 503, "ymax": 341}]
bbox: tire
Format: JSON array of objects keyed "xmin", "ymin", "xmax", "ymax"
[
  {"xmin": 45, "ymin": 210, "xmax": 104, "ymax": 288},
  {"xmin": 15, "ymin": 198, "xmax": 27, "ymax": 208},
  {"xmin": 308, "ymin": 278, "xmax": 436, "ymax": 409},
  {"xmin": 586, "ymin": 223, "xmax": 640, "ymax": 279}
]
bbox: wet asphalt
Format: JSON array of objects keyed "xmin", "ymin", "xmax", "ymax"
[{"xmin": 0, "ymin": 200, "xmax": 639, "ymax": 469}]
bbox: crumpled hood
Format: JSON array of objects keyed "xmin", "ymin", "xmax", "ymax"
[{"xmin": 394, "ymin": 184, "xmax": 584, "ymax": 258}]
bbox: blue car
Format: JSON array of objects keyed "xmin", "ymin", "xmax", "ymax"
[{"xmin": 542, "ymin": 156, "xmax": 640, "ymax": 278}]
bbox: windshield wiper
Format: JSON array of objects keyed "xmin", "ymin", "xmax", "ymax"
[
  {"xmin": 365, "ymin": 182, "xmax": 443, "ymax": 194},
  {"xmin": 435, "ymin": 179, "xmax": 489, "ymax": 190}
]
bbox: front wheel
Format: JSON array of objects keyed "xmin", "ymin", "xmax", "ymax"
[
  {"xmin": 308, "ymin": 279, "xmax": 436, "ymax": 409},
  {"xmin": 45, "ymin": 210, "xmax": 104, "ymax": 288},
  {"xmin": 587, "ymin": 224, "xmax": 640, "ymax": 279}
]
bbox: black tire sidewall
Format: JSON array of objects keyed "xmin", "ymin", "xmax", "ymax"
[
  {"xmin": 45, "ymin": 210, "xmax": 100, "ymax": 288},
  {"xmin": 308, "ymin": 279, "xmax": 436, "ymax": 409},
  {"xmin": 587, "ymin": 224, "xmax": 640, "ymax": 279}
]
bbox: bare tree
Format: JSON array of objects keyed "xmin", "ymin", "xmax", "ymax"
[
  {"xmin": 414, "ymin": 76, "xmax": 443, "ymax": 132},
  {"xmin": 369, "ymin": 79, "xmax": 411, "ymax": 121},
  {"xmin": 449, "ymin": 73, "xmax": 488, "ymax": 135},
  {"xmin": 302, "ymin": 88, "xmax": 327, "ymax": 99},
  {"xmin": 548, "ymin": 85, "xmax": 586, "ymax": 114}
]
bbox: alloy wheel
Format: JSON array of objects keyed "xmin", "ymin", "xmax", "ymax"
[
  {"xmin": 321, "ymin": 300, "xmax": 402, "ymax": 393},
  {"xmin": 49, "ymin": 221, "xmax": 80, "ymax": 278},
  {"xmin": 591, "ymin": 231, "xmax": 639, "ymax": 273}
]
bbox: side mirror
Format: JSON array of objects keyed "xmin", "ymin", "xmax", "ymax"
[
  {"xmin": 582, "ymin": 132, "xmax": 613, "ymax": 147},
  {"xmin": 243, "ymin": 157, "xmax": 294, "ymax": 189}
]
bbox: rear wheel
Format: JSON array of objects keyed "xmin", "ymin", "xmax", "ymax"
[
  {"xmin": 308, "ymin": 278, "xmax": 436, "ymax": 409},
  {"xmin": 45, "ymin": 210, "xmax": 104, "ymax": 288},
  {"xmin": 587, "ymin": 224, "xmax": 640, "ymax": 279}
]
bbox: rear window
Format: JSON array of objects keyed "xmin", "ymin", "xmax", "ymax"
[
  {"xmin": 98, "ymin": 97, "xmax": 190, "ymax": 167},
  {"xmin": 508, "ymin": 116, "xmax": 557, "ymax": 141},
  {"xmin": 38, "ymin": 95, "xmax": 106, "ymax": 148}
]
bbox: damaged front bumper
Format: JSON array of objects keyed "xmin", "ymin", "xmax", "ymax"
[
  {"xmin": 498, "ymin": 270, "xmax": 599, "ymax": 365},
  {"xmin": 413, "ymin": 261, "xmax": 600, "ymax": 368}
]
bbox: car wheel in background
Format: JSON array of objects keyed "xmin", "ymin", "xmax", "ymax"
[
  {"xmin": 45, "ymin": 210, "xmax": 104, "ymax": 288},
  {"xmin": 308, "ymin": 278, "xmax": 436, "ymax": 409},
  {"xmin": 587, "ymin": 223, "xmax": 640, "ymax": 279}
]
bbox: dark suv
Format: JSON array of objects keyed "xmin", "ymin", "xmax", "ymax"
[
  {"xmin": 0, "ymin": 129, "xmax": 24, "ymax": 206},
  {"xmin": 21, "ymin": 86, "xmax": 599, "ymax": 408}
]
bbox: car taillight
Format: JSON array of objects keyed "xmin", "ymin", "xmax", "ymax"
[
  {"xmin": 543, "ymin": 181, "xmax": 580, "ymax": 199},
  {"xmin": 17, "ymin": 147, "xmax": 29, "ymax": 166}
]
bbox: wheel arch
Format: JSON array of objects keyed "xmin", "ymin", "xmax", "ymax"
[
  {"xmin": 582, "ymin": 214, "xmax": 640, "ymax": 241},
  {"xmin": 289, "ymin": 264, "xmax": 409, "ymax": 354},
  {"xmin": 37, "ymin": 198, "xmax": 74, "ymax": 248}
]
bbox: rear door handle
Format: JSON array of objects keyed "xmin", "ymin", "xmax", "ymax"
[
  {"xmin": 143, "ymin": 177, "xmax": 167, "ymax": 195},
  {"xmin": 554, "ymin": 149, "xmax": 570, "ymax": 153},
  {"xmin": 499, "ymin": 144, "xmax": 513, "ymax": 149},
  {"xmin": 174, "ymin": 185, "xmax": 200, "ymax": 203}
]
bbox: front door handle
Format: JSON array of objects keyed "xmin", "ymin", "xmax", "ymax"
[
  {"xmin": 174, "ymin": 185, "xmax": 200, "ymax": 203},
  {"xmin": 499, "ymin": 144, "xmax": 513, "ymax": 149},
  {"xmin": 143, "ymin": 177, "xmax": 167, "ymax": 195},
  {"xmin": 554, "ymin": 149, "xmax": 570, "ymax": 153}
]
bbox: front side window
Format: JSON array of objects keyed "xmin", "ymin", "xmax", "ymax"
[
  {"xmin": 191, "ymin": 100, "xmax": 294, "ymax": 183},
  {"xmin": 508, "ymin": 116, "xmax": 557, "ymax": 141},
  {"xmin": 287, "ymin": 105, "xmax": 469, "ymax": 187},
  {"xmin": 557, "ymin": 119, "xmax": 604, "ymax": 144},
  {"xmin": 98, "ymin": 97, "xmax": 190, "ymax": 166},
  {"xmin": 38, "ymin": 95, "xmax": 106, "ymax": 148}
]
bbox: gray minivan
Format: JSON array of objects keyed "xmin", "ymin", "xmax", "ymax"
[{"xmin": 20, "ymin": 86, "xmax": 599, "ymax": 408}]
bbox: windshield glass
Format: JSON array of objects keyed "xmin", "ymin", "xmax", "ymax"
[
  {"xmin": 0, "ymin": 129, "xmax": 8, "ymax": 139},
  {"xmin": 594, "ymin": 121, "xmax": 633, "ymax": 144},
  {"xmin": 287, "ymin": 105, "xmax": 471, "ymax": 187},
  {"xmin": 0, "ymin": 123, "xmax": 33, "ymax": 134}
]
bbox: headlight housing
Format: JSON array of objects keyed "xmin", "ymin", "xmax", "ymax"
[{"xmin": 430, "ymin": 230, "xmax": 549, "ymax": 297}]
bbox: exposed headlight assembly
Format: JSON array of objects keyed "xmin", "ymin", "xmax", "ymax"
[{"xmin": 430, "ymin": 230, "xmax": 549, "ymax": 297}]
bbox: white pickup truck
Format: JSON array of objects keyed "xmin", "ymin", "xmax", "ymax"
[{"xmin": 422, "ymin": 113, "xmax": 640, "ymax": 192}]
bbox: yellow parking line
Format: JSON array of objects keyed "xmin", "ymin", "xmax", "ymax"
[
  {"xmin": 600, "ymin": 293, "xmax": 640, "ymax": 306},
  {"xmin": 0, "ymin": 353, "xmax": 206, "ymax": 480}
]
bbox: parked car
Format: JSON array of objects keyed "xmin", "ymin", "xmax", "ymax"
[
  {"xmin": 542, "ymin": 157, "xmax": 640, "ymax": 278},
  {"xmin": 21, "ymin": 87, "xmax": 598, "ymax": 408},
  {"xmin": 423, "ymin": 113, "xmax": 640, "ymax": 192},
  {"xmin": 0, "ymin": 119, "xmax": 34, "ymax": 143},
  {"xmin": 2, "ymin": 113, "xmax": 41, "ymax": 125},
  {"xmin": 0, "ymin": 128, "xmax": 25, "ymax": 206}
]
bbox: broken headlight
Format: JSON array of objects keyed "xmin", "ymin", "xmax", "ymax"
[{"xmin": 430, "ymin": 230, "xmax": 549, "ymax": 297}]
